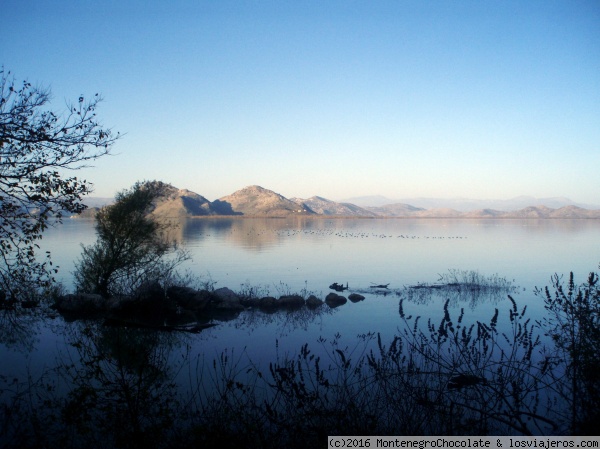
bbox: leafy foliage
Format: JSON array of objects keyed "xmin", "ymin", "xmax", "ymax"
[
  {"xmin": 0, "ymin": 68, "xmax": 118, "ymax": 300},
  {"xmin": 74, "ymin": 181, "xmax": 188, "ymax": 298}
]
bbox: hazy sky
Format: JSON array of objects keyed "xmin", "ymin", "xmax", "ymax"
[{"xmin": 2, "ymin": 1, "xmax": 599, "ymax": 203}]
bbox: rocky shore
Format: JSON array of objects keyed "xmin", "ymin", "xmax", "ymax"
[{"xmin": 52, "ymin": 282, "xmax": 366, "ymax": 330}]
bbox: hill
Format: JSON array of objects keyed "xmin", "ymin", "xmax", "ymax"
[
  {"xmin": 291, "ymin": 196, "xmax": 377, "ymax": 217},
  {"xmin": 151, "ymin": 185, "xmax": 223, "ymax": 218},
  {"xmin": 217, "ymin": 185, "xmax": 314, "ymax": 217},
  {"xmin": 343, "ymin": 195, "xmax": 599, "ymax": 212},
  {"xmin": 365, "ymin": 203, "xmax": 425, "ymax": 217},
  {"xmin": 76, "ymin": 185, "xmax": 600, "ymax": 219}
]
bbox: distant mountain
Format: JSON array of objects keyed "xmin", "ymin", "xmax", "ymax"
[
  {"xmin": 291, "ymin": 196, "xmax": 377, "ymax": 217},
  {"xmin": 342, "ymin": 195, "xmax": 599, "ymax": 212},
  {"xmin": 151, "ymin": 185, "xmax": 223, "ymax": 218},
  {"xmin": 77, "ymin": 186, "xmax": 600, "ymax": 219},
  {"xmin": 218, "ymin": 185, "xmax": 314, "ymax": 217},
  {"xmin": 506, "ymin": 205, "xmax": 600, "ymax": 219},
  {"xmin": 411, "ymin": 208, "xmax": 464, "ymax": 218},
  {"xmin": 341, "ymin": 195, "xmax": 395, "ymax": 207},
  {"xmin": 365, "ymin": 203, "xmax": 425, "ymax": 217},
  {"xmin": 411, "ymin": 206, "xmax": 600, "ymax": 219}
]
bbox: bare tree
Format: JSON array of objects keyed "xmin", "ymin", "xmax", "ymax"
[{"xmin": 0, "ymin": 68, "xmax": 119, "ymax": 301}]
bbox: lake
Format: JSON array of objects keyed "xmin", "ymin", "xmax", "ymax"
[
  {"xmin": 18, "ymin": 217, "xmax": 600, "ymax": 362},
  {"xmin": 2, "ymin": 217, "xmax": 600, "ymax": 441}
]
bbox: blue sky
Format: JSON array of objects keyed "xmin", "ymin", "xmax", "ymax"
[{"xmin": 2, "ymin": 1, "xmax": 599, "ymax": 203}]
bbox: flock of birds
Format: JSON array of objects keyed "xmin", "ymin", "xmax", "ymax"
[
  {"xmin": 273, "ymin": 229, "xmax": 468, "ymax": 240},
  {"xmin": 196, "ymin": 227, "xmax": 468, "ymax": 240}
]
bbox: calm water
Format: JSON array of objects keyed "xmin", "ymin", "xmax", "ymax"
[
  {"xmin": 19, "ymin": 217, "xmax": 600, "ymax": 361},
  {"xmin": 2, "ymin": 217, "xmax": 600, "ymax": 439},
  {"xmin": 44, "ymin": 217, "xmax": 600, "ymax": 295}
]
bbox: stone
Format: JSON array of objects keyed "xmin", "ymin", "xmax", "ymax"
[
  {"xmin": 258, "ymin": 296, "xmax": 277, "ymax": 309},
  {"xmin": 167, "ymin": 286, "xmax": 213, "ymax": 311},
  {"xmin": 212, "ymin": 287, "xmax": 243, "ymax": 310},
  {"xmin": 278, "ymin": 294, "xmax": 305, "ymax": 309},
  {"xmin": 240, "ymin": 296, "xmax": 262, "ymax": 308},
  {"xmin": 135, "ymin": 280, "xmax": 164, "ymax": 301},
  {"xmin": 348, "ymin": 293, "xmax": 365, "ymax": 303},
  {"xmin": 306, "ymin": 295, "xmax": 324, "ymax": 308},
  {"xmin": 54, "ymin": 293, "xmax": 108, "ymax": 314},
  {"xmin": 325, "ymin": 292, "xmax": 347, "ymax": 308}
]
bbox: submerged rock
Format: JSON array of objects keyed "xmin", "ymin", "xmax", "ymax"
[
  {"xmin": 348, "ymin": 293, "xmax": 365, "ymax": 303},
  {"xmin": 212, "ymin": 287, "xmax": 243, "ymax": 310},
  {"xmin": 278, "ymin": 294, "xmax": 305, "ymax": 309},
  {"xmin": 167, "ymin": 286, "xmax": 213, "ymax": 311},
  {"xmin": 306, "ymin": 295, "xmax": 324, "ymax": 308},
  {"xmin": 54, "ymin": 293, "xmax": 114, "ymax": 315},
  {"xmin": 325, "ymin": 292, "xmax": 347, "ymax": 308},
  {"xmin": 258, "ymin": 296, "xmax": 277, "ymax": 310}
]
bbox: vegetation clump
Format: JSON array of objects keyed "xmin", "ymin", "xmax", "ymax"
[
  {"xmin": 74, "ymin": 180, "xmax": 188, "ymax": 299},
  {"xmin": 405, "ymin": 269, "xmax": 518, "ymax": 307},
  {"xmin": 0, "ymin": 68, "xmax": 118, "ymax": 302},
  {"xmin": 2, "ymin": 268, "xmax": 600, "ymax": 446}
]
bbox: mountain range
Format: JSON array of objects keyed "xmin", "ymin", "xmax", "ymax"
[
  {"xmin": 80, "ymin": 185, "xmax": 600, "ymax": 219},
  {"xmin": 343, "ymin": 194, "xmax": 600, "ymax": 211}
]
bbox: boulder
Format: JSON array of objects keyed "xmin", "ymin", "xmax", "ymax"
[
  {"xmin": 240, "ymin": 296, "xmax": 262, "ymax": 308},
  {"xmin": 167, "ymin": 286, "xmax": 199, "ymax": 303},
  {"xmin": 258, "ymin": 296, "xmax": 277, "ymax": 310},
  {"xmin": 278, "ymin": 294, "xmax": 305, "ymax": 309},
  {"xmin": 135, "ymin": 280, "xmax": 164, "ymax": 301},
  {"xmin": 325, "ymin": 292, "xmax": 347, "ymax": 308},
  {"xmin": 348, "ymin": 293, "xmax": 365, "ymax": 303},
  {"xmin": 212, "ymin": 287, "xmax": 243, "ymax": 310},
  {"xmin": 306, "ymin": 295, "xmax": 324, "ymax": 309},
  {"xmin": 54, "ymin": 293, "xmax": 111, "ymax": 315},
  {"xmin": 167, "ymin": 286, "xmax": 213, "ymax": 311}
]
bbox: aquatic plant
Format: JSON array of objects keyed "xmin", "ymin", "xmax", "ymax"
[
  {"xmin": 3, "ymin": 270, "xmax": 599, "ymax": 446},
  {"xmin": 404, "ymin": 269, "xmax": 519, "ymax": 308},
  {"xmin": 535, "ymin": 271, "xmax": 600, "ymax": 434}
]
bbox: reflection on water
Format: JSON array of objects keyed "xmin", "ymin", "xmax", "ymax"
[
  {"xmin": 2, "ymin": 218, "xmax": 600, "ymax": 442},
  {"xmin": 40, "ymin": 218, "xmax": 600, "ymax": 296}
]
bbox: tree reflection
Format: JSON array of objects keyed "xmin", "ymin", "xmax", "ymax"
[
  {"xmin": 1, "ymin": 320, "xmax": 192, "ymax": 449},
  {"xmin": 0, "ymin": 309, "xmax": 40, "ymax": 352},
  {"xmin": 57, "ymin": 322, "xmax": 186, "ymax": 448}
]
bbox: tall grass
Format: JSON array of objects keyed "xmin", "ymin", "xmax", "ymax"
[{"xmin": 1, "ymin": 270, "xmax": 599, "ymax": 448}]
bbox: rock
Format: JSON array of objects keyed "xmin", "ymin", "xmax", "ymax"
[
  {"xmin": 212, "ymin": 287, "xmax": 243, "ymax": 310},
  {"xmin": 278, "ymin": 294, "xmax": 305, "ymax": 309},
  {"xmin": 167, "ymin": 286, "xmax": 199, "ymax": 303},
  {"xmin": 258, "ymin": 296, "xmax": 277, "ymax": 310},
  {"xmin": 325, "ymin": 292, "xmax": 347, "ymax": 308},
  {"xmin": 54, "ymin": 293, "xmax": 109, "ymax": 315},
  {"xmin": 167, "ymin": 286, "xmax": 213, "ymax": 311},
  {"xmin": 348, "ymin": 293, "xmax": 365, "ymax": 303},
  {"xmin": 213, "ymin": 287, "xmax": 239, "ymax": 300},
  {"xmin": 240, "ymin": 296, "xmax": 262, "ymax": 308},
  {"xmin": 306, "ymin": 295, "xmax": 324, "ymax": 308},
  {"xmin": 135, "ymin": 280, "xmax": 164, "ymax": 301}
]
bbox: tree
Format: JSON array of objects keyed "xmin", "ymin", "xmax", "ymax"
[
  {"xmin": 0, "ymin": 68, "xmax": 119, "ymax": 300},
  {"xmin": 74, "ymin": 181, "xmax": 187, "ymax": 298}
]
